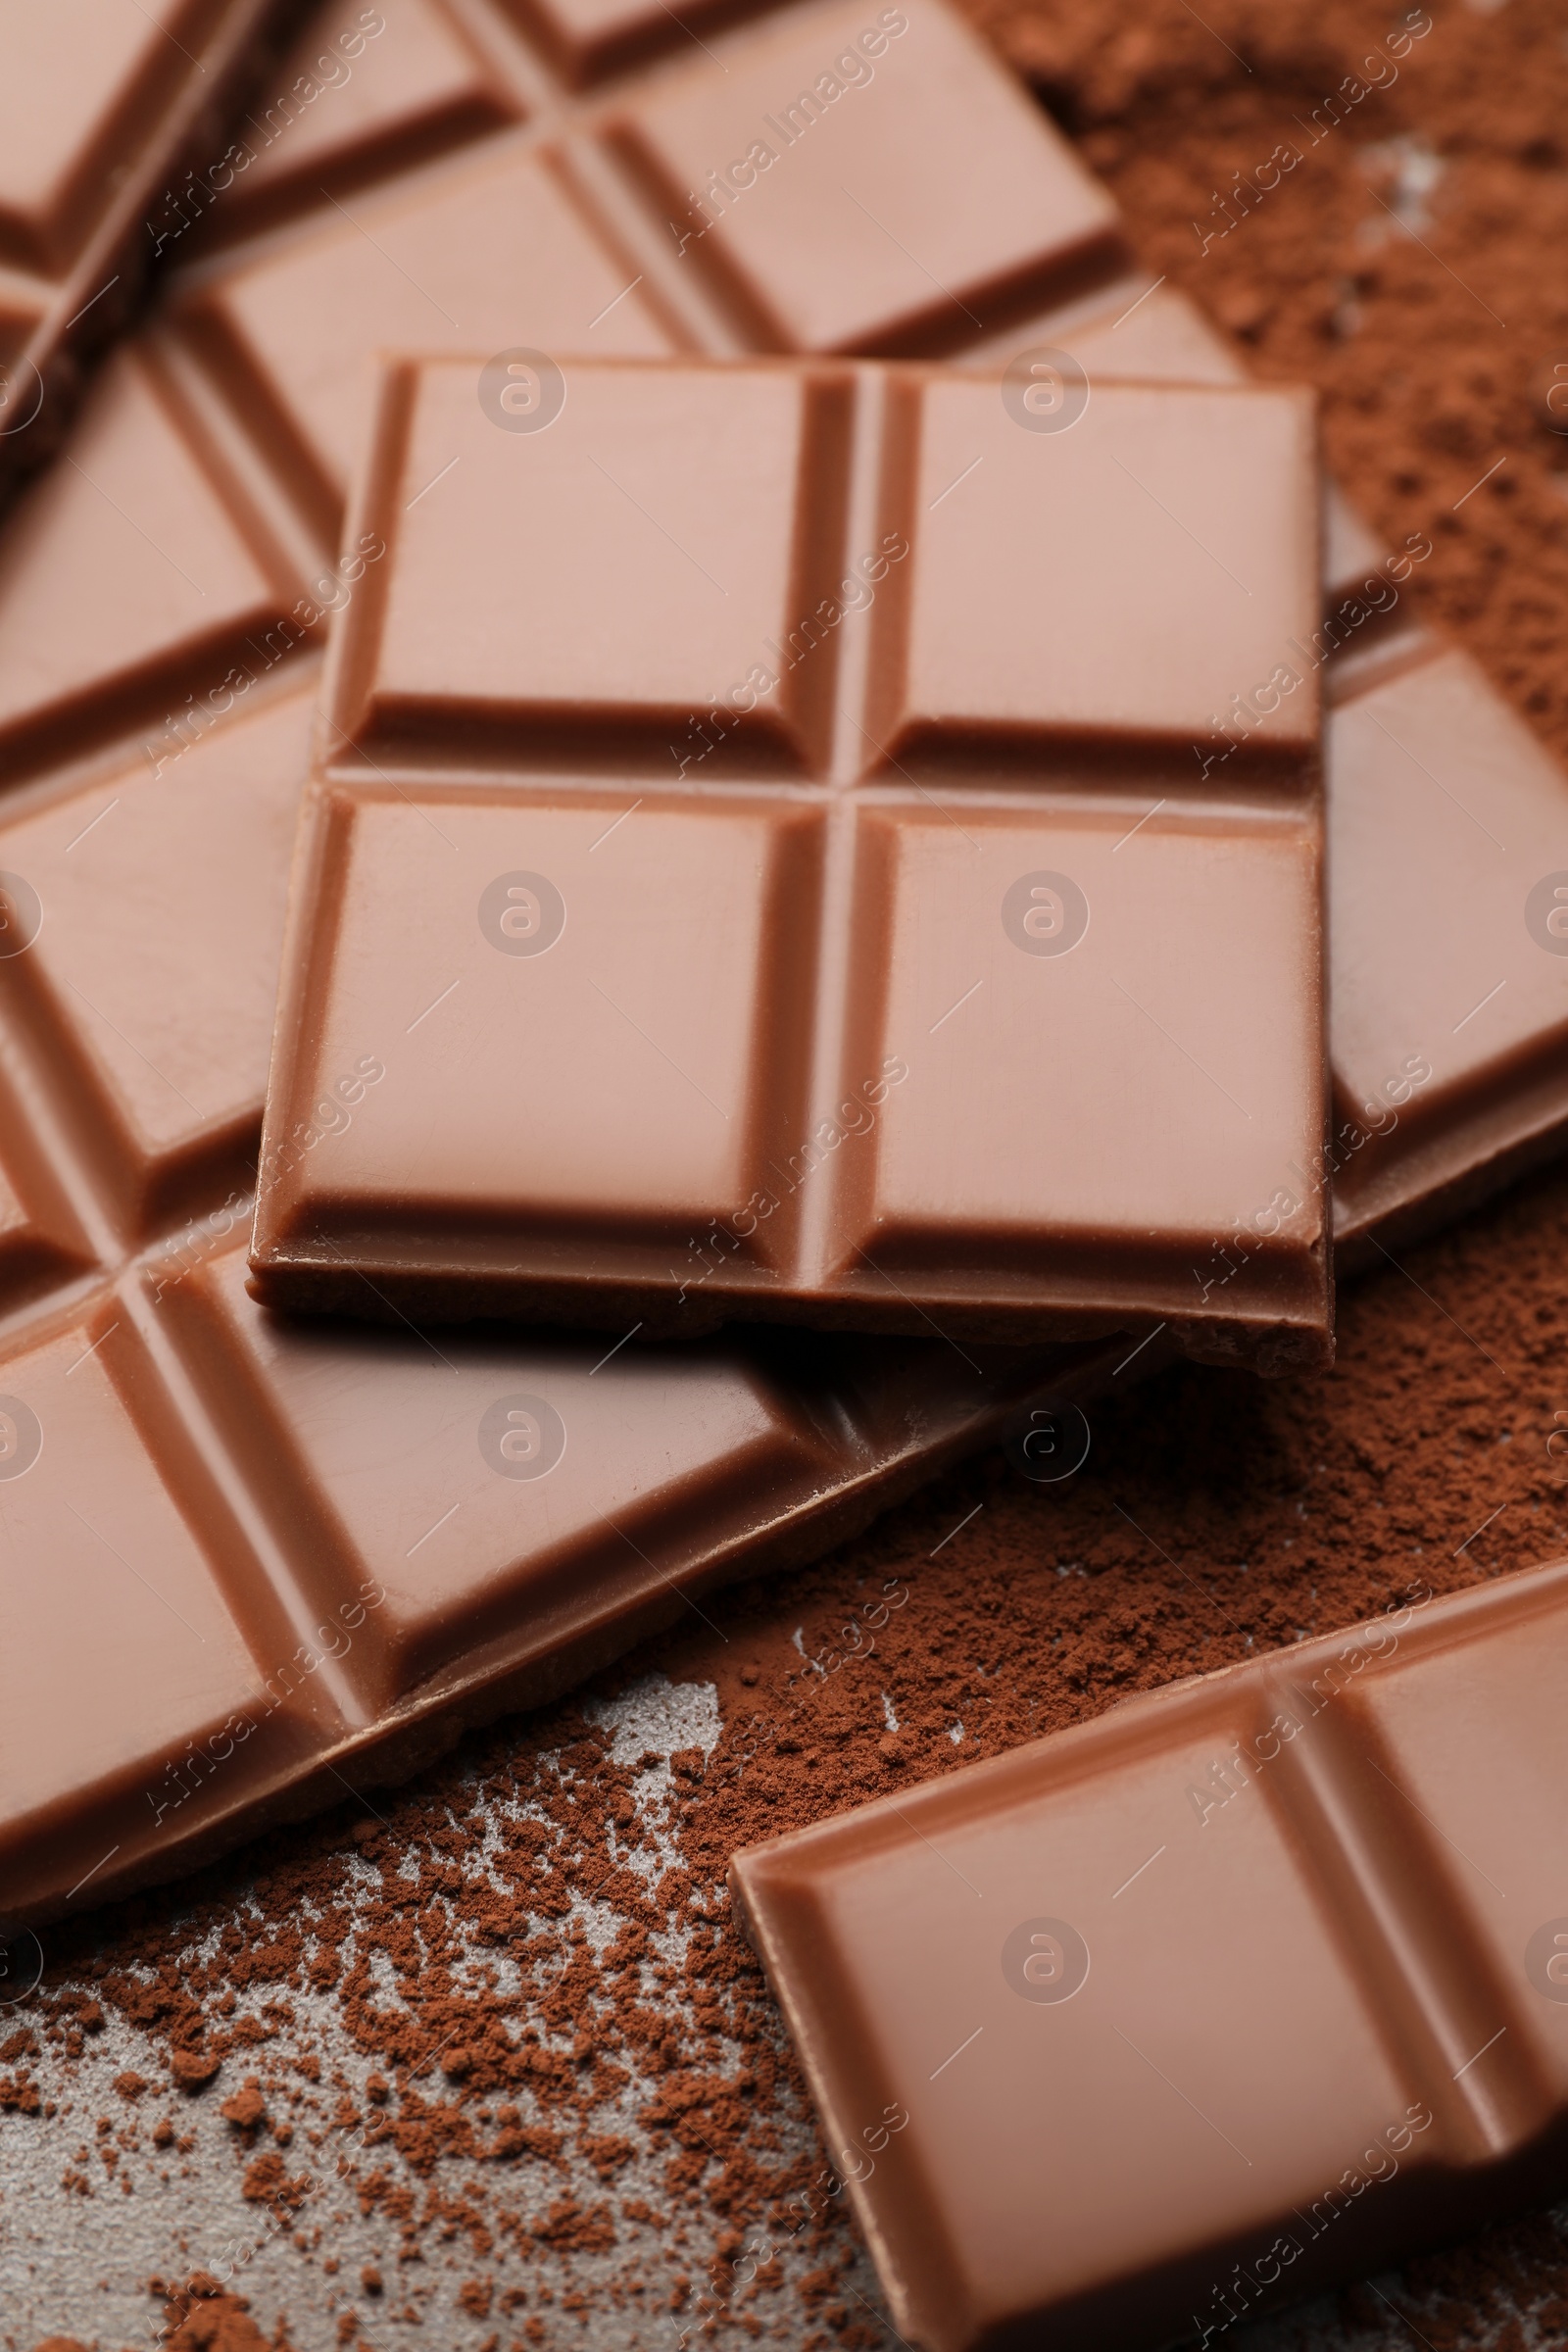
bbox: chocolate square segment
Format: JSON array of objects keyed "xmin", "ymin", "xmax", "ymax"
[
  {"xmin": 263, "ymin": 785, "xmax": 825, "ymax": 1284},
  {"xmin": 872, "ymin": 375, "xmax": 1319, "ymax": 775},
  {"xmin": 605, "ymin": 0, "xmax": 1121, "ymax": 354},
  {"xmin": 0, "ymin": 682, "xmax": 313, "ymax": 1237},
  {"xmin": 0, "ymin": 1305, "xmax": 312, "ymax": 1906},
  {"xmin": 254, "ymin": 354, "xmax": 1327, "ymax": 1365},
  {"xmin": 734, "ymin": 1714, "xmax": 1415, "ymax": 2352},
  {"xmin": 337, "ymin": 358, "xmax": 852, "ymax": 771},
  {"xmin": 179, "ymin": 1244, "xmax": 839, "ymax": 1711},
  {"xmin": 0, "ymin": 349, "xmax": 300, "ymax": 781},
  {"xmin": 176, "ymin": 148, "xmax": 678, "ymax": 539},
  {"xmin": 834, "ymin": 804, "xmax": 1325, "ymax": 1323}
]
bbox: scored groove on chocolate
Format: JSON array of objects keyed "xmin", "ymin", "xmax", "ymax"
[{"xmin": 0, "ymin": 348, "xmax": 1132, "ymax": 1938}]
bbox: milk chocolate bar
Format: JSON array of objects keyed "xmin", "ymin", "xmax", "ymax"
[
  {"xmin": 246, "ymin": 349, "xmax": 1329, "ymax": 1367},
  {"xmin": 0, "ymin": 0, "xmax": 1553, "ymax": 1935},
  {"xmin": 1325, "ymin": 633, "xmax": 1568, "ymax": 1264},
  {"xmin": 0, "ymin": 0, "xmax": 315, "ymax": 506},
  {"xmin": 731, "ymin": 1557, "xmax": 1568, "ymax": 2352},
  {"xmin": 138, "ymin": 0, "xmax": 1568, "ymax": 1272}
]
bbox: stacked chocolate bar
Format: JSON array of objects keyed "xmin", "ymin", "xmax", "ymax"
[{"xmin": 2, "ymin": 4, "xmax": 1566, "ymax": 2346}]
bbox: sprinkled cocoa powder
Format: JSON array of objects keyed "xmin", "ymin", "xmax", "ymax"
[{"xmin": 8, "ymin": 4, "xmax": 1568, "ymax": 2346}]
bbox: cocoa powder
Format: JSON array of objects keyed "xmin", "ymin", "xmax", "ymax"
[{"xmin": 12, "ymin": 4, "xmax": 1568, "ymax": 2346}]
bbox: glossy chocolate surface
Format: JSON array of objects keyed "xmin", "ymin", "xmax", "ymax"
[
  {"xmin": 248, "ymin": 351, "xmax": 1329, "ymax": 1365},
  {"xmin": 732, "ymin": 1556, "xmax": 1568, "ymax": 2352},
  {"xmin": 163, "ymin": 0, "xmax": 1130, "ymax": 542},
  {"xmin": 991, "ymin": 286, "xmax": 1568, "ymax": 1261}
]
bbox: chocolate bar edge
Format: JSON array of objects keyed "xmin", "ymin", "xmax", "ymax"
[{"xmin": 5, "ymin": 1325, "xmax": 1131, "ymax": 1936}]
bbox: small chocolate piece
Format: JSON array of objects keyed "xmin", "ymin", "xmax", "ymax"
[
  {"xmin": 0, "ymin": 0, "xmax": 311, "ymax": 507},
  {"xmin": 248, "ymin": 351, "xmax": 1329, "ymax": 1366},
  {"xmin": 731, "ymin": 1557, "xmax": 1568, "ymax": 2352}
]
